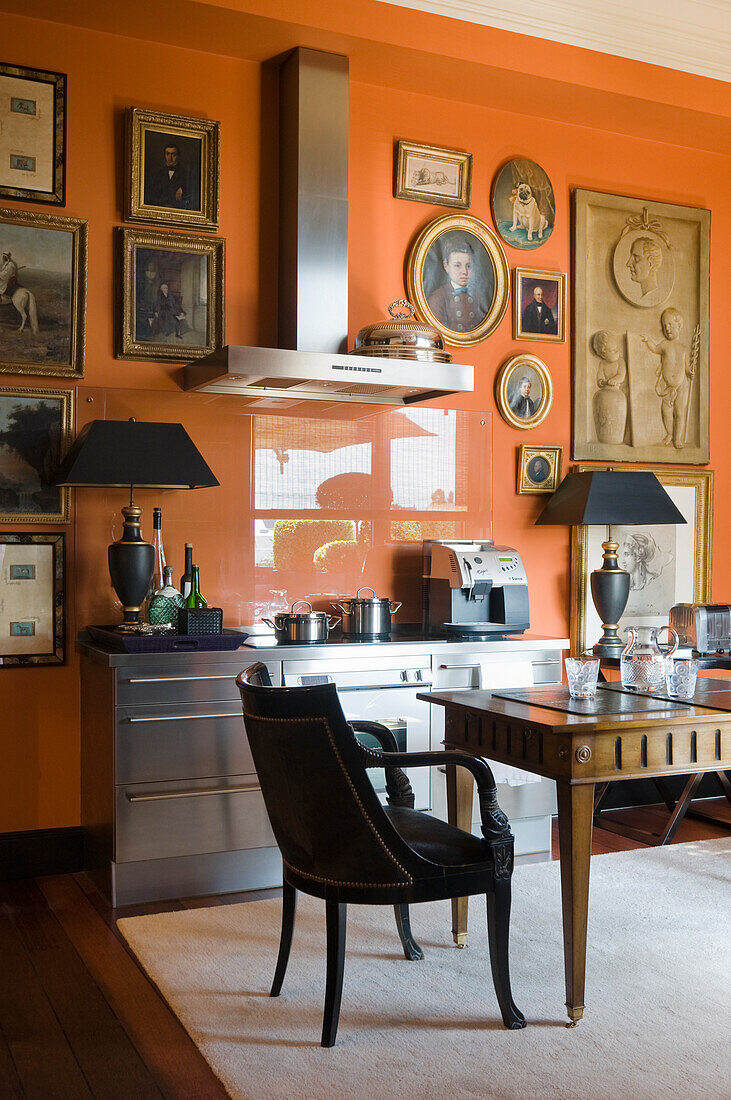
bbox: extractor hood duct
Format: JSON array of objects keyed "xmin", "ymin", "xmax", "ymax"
[{"xmin": 184, "ymin": 48, "xmax": 473, "ymax": 407}]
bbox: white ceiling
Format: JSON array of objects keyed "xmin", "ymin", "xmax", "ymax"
[{"xmin": 381, "ymin": 0, "xmax": 731, "ymax": 82}]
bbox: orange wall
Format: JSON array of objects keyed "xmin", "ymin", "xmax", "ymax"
[{"xmin": 1, "ymin": 6, "xmax": 730, "ymax": 832}]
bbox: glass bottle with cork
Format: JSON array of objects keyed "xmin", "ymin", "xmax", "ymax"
[
  {"xmin": 143, "ymin": 507, "xmax": 167, "ymax": 622},
  {"xmin": 180, "ymin": 543, "xmax": 194, "ymax": 601},
  {"xmin": 185, "ymin": 565, "xmax": 207, "ymax": 609},
  {"xmin": 149, "ymin": 565, "xmax": 185, "ymax": 630}
]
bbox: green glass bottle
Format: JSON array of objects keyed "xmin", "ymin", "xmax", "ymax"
[
  {"xmin": 185, "ymin": 564, "xmax": 207, "ymax": 609},
  {"xmin": 149, "ymin": 566, "xmax": 185, "ymax": 629}
]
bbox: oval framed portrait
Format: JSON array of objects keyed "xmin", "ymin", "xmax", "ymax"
[
  {"xmin": 406, "ymin": 214, "xmax": 510, "ymax": 347},
  {"xmin": 491, "ymin": 157, "xmax": 555, "ymax": 251},
  {"xmin": 495, "ymin": 352, "xmax": 553, "ymax": 430}
]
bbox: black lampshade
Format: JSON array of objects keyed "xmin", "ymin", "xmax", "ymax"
[
  {"xmin": 535, "ymin": 471, "xmax": 685, "ymax": 527},
  {"xmin": 53, "ymin": 419, "xmax": 219, "ymax": 489}
]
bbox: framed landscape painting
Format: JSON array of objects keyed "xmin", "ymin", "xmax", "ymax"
[
  {"xmin": 0, "ymin": 62, "xmax": 66, "ymax": 205},
  {"xmin": 0, "ymin": 208, "xmax": 87, "ymax": 378},
  {"xmin": 0, "ymin": 532, "xmax": 65, "ymax": 666},
  {"xmin": 0, "ymin": 386, "xmax": 73, "ymax": 522}
]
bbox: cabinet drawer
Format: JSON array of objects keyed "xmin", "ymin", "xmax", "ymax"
[
  {"xmin": 433, "ymin": 652, "xmax": 562, "ymax": 690},
  {"xmin": 115, "ymin": 776, "xmax": 275, "ymax": 863},
  {"xmin": 116, "ymin": 666, "xmax": 243, "ymax": 706},
  {"xmin": 116, "ymin": 702, "xmax": 254, "ymax": 784}
]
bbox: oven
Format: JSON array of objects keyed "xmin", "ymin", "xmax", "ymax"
[{"xmin": 281, "ymin": 653, "xmax": 433, "ymax": 810}]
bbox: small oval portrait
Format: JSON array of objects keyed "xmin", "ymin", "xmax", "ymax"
[
  {"xmin": 407, "ymin": 214, "xmax": 510, "ymax": 347},
  {"xmin": 495, "ymin": 353, "xmax": 553, "ymax": 430},
  {"xmin": 612, "ymin": 230, "xmax": 675, "ymax": 309},
  {"xmin": 491, "ymin": 158, "xmax": 555, "ymax": 251},
  {"xmin": 527, "ymin": 454, "xmax": 551, "ymax": 483}
]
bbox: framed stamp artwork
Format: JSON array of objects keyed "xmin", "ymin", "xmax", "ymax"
[
  {"xmin": 514, "ymin": 268, "xmax": 566, "ymax": 343},
  {"xmin": 0, "ymin": 386, "xmax": 73, "ymax": 522},
  {"xmin": 0, "ymin": 208, "xmax": 87, "ymax": 379},
  {"xmin": 394, "ymin": 141, "xmax": 472, "ymax": 209},
  {"xmin": 0, "ymin": 62, "xmax": 66, "ymax": 205},
  {"xmin": 491, "ymin": 157, "xmax": 555, "ymax": 250},
  {"xmin": 117, "ymin": 227, "xmax": 225, "ymax": 362},
  {"xmin": 572, "ymin": 189, "xmax": 710, "ymax": 465},
  {"xmin": 406, "ymin": 214, "xmax": 509, "ymax": 347},
  {"xmin": 570, "ymin": 464, "xmax": 713, "ymax": 655},
  {"xmin": 517, "ymin": 444, "xmax": 563, "ymax": 494},
  {"xmin": 0, "ymin": 532, "xmax": 65, "ymax": 666},
  {"xmin": 125, "ymin": 108, "xmax": 221, "ymax": 230},
  {"xmin": 495, "ymin": 353, "xmax": 553, "ymax": 430}
]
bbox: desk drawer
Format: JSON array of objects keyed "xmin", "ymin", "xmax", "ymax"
[
  {"xmin": 116, "ymin": 702, "xmax": 254, "ymax": 783},
  {"xmin": 115, "ymin": 775, "xmax": 275, "ymax": 863}
]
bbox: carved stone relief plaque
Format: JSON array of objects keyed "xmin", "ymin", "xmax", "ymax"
[{"xmin": 572, "ymin": 189, "xmax": 709, "ymax": 464}]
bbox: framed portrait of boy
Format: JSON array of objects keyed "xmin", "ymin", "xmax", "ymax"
[
  {"xmin": 125, "ymin": 108, "xmax": 220, "ymax": 230},
  {"xmin": 0, "ymin": 386, "xmax": 73, "ymax": 522},
  {"xmin": 394, "ymin": 141, "xmax": 472, "ymax": 209},
  {"xmin": 406, "ymin": 214, "xmax": 509, "ymax": 347},
  {"xmin": 117, "ymin": 228, "xmax": 225, "ymax": 362},
  {"xmin": 0, "ymin": 62, "xmax": 66, "ymax": 206},
  {"xmin": 514, "ymin": 268, "xmax": 566, "ymax": 343},
  {"xmin": 517, "ymin": 444, "xmax": 563, "ymax": 494},
  {"xmin": 0, "ymin": 532, "xmax": 65, "ymax": 666},
  {"xmin": 495, "ymin": 353, "xmax": 553, "ymax": 430}
]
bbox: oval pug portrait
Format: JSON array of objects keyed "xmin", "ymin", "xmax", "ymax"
[
  {"xmin": 496, "ymin": 353, "xmax": 553, "ymax": 429},
  {"xmin": 407, "ymin": 214, "xmax": 510, "ymax": 347}
]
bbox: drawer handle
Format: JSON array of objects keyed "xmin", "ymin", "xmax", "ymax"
[
  {"xmin": 127, "ymin": 712, "xmax": 241, "ymax": 723},
  {"xmin": 531, "ymin": 660, "xmax": 560, "ymax": 666},
  {"xmin": 439, "ymin": 663, "xmax": 480, "ymax": 670},
  {"xmin": 126, "ymin": 782, "xmax": 259, "ymax": 803},
  {"xmin": 127, "ymin": 674, "xmax": 235, "ymax": 684}
]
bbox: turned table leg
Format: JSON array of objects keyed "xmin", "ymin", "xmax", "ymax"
[
  {"xmin": 556, "ymin": 780, "xmax": 595, "ymax": 1025},
  {"xmin": 445, "ymin": 760, "xmax": 475, "ymax": 947}
]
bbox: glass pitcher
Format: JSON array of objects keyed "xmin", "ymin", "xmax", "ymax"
[{"xmin": 620, "ymin": 625, "xmax": 678, "ymax": 692}]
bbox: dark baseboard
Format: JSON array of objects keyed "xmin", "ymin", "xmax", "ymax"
[{"xmin": 0, "ymin": 826, "xmax": 84, "ymax": 881}]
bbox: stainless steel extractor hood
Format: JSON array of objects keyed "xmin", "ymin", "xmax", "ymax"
[{"xmin": 184, "ymin": 48, "xmax": 473, "ymax": 407}]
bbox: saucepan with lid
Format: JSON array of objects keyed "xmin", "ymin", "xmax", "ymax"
[
  {"xmin": 332, "ymin": 587, "xmax": 402, "ymax": 637},
  {"xmin": 261, "ymin": 601, "xmax": 341, "ymax": 644}
]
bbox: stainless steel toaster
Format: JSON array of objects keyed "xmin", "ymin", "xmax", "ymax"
[{"xmin": 669, "ymin": 603, "xmax": 731, "ymax": 654}]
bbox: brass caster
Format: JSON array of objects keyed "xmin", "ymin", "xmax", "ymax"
[
  {"xmin": 455, "ymin": 942, "xmax": 468, "ymax": 949},
  {"xmin": 452, "ymin": 933, "xmax": 468, "ymax": 949},
  {"xmin": 565, "ymin": 1019, "xmax": 580, "ymax": 1028}
]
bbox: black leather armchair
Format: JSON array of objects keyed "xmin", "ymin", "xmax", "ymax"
[{"xmin": 237, "ymin": 662, "xmax": 525, "ymax": 1046}]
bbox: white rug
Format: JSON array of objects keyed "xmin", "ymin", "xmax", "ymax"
[{"xmin": 118, "ymin": 840, "xmax": 731, "ymax": 1100}]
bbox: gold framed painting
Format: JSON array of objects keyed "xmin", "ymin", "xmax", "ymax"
[
  {"xmin": 0, "ymin": 208, "xmax": 87, "ymax": 379},
  {"xmin": 0, "ymin": 62, "xmax": 66, "ymax": 206},
  {"xmin": 0, "ymin": 532, "xmax": 65, "ymax": 666},
  {"xmin": 125, "ymin": 108, "xmax": 221, "ymax": 230},
  {"xmin": 495, "ymin": 353, "xmax": 553, "ymax": 430},
  {"xmin": 517, "ymin": 444, "xmax": 563, "ymax": 494},
  {"xmin": 394, "ymin": 141, "xmax": 472, "ymax": 209},
  {"xmin": 406, "ymin": 214, "xmax": 509, "ymax": 347},
  {"xmin": 0, "ymin": 386, "xmax": 73, "ymax": 523},
  {"xmin": 117, "ymin": 227, "xmax": 225, "ymax": 362},
  {"xmin": 514, "ymin": 268, "xmax": 566, "ymax": 343},
  {"xmin": 570, "ymin": 464, "xmax": 713, "ymax": 655}
]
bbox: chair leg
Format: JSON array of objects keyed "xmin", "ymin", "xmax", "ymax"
[
  {"xmin": 486, "ymin": 883, "xmax": 526, "ymax": 1030},
  {"xmin": 393, "ymin": 903, "xmax": 424, "ymax": 960},
  {"xmin": 322, "ymin": 899, "xmax": 347, "ymax": 1047},
  {"xmin": 270, "ymin": 880, "xmax": 297, "ymax": 997}
]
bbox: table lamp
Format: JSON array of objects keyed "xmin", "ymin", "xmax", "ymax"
[
  {"xmin": 54, "ymin": 418, "xmax": 219, "ymax": 631},
  {"xmin": 535, "ymin": 469, "xmax": 685, "ymax": 657}
]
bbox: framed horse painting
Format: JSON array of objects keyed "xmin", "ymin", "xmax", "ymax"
[{"xmin": 0, "ymin": 208, "xmax": 87, "ymax": 379}]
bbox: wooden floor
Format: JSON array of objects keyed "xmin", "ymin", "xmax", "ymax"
[{"xmin": 1, "ymin": 799, "xmax": 729, "ymax": 1100}]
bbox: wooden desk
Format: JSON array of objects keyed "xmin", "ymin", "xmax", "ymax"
[{"xmin": 419, "ymin": 682, "xmax": 731, "ymax": 1025}]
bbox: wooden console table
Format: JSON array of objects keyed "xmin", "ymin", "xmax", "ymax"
[{"xmin": 419, "ymin": 682, "xmax": 731, "ymax": 1026}]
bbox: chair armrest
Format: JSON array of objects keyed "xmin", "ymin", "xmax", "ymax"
[
  {"xmin": 349, "ymin": 720, "xmax": 415, "ymax": 808},
  {"xmin": 358, "ymin": 745, "xmax": 510, "ymax": 839}
]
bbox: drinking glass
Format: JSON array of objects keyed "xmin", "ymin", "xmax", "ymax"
[
  {"xmin": 565, "ymin": 656, "xmax": 600, "ymax": 698},
  {"xmin": 664, "ymin": 657, "xmax": 699, "ymax": 698}
]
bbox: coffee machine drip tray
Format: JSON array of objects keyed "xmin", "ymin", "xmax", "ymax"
[{"xmin": 444, "ymin": 622, "xmax": 519, "ymax": 640}]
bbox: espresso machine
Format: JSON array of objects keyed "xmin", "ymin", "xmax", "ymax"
[{"xmin": 422, "ymin": 540, "xmax": 530, "ymax": 638}]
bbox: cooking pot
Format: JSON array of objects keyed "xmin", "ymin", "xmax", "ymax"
[
  {"xmin": 262, "ymin": 601, "xmax": 341, "ymax": 644},
  {"xmin": 332, "ymin": 587, "xmax": 402, "ymax": 637}
]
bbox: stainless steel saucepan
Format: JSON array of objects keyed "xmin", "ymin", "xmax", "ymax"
[
  {"xmin": 261, "ymin": 600, "xmax": 341, "ymax": 644},
  {"xmin": 332, "ymin": 587, "xmax": 402, "ymax": 637}
]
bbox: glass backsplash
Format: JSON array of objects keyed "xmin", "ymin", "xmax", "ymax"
[{"xmin": 73, "ymin": 388, "xmax": 492, "ymax": 628}]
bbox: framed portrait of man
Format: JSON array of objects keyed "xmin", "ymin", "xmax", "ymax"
[
  {"xmin": 125, "ymin": 108, "xmax": 220, "ymax": 231},
  {"xmin": 514, "ymin": 268, "xmax": 566, "ymax": 343},
  {"xmin": 495, "ymin": 353, "xmax": 553, "ymax": 430},
  {"xmin": 406, "ymin": 214, "xmax": 509, "ymax": 347}
]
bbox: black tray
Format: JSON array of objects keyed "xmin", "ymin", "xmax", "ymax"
[{"xmin": 86, "ymin": 626, "xmax": 248, "ymax": 653}]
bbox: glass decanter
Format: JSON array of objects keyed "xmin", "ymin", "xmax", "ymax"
[{"xmin": 620, "ymin": 625, "xmax": 678, "ymax": 692}]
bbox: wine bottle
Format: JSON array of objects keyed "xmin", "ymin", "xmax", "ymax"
[
  {"xmin": 151, "ymin": 507, "xmax": 167, "ymax": 592},
  {"xmin": 180, "ymin": 542, "xmax": 194, "ymax": 600},
  {"xmin": 185, "ymin": 564, "xmax": 208, "ymax": 609}
]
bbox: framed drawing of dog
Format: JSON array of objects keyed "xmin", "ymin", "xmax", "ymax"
[
  {"xmin": 406, "ymin": 213, "xmax": 510, "ymax": 347},
  {"xmin": 491, "ymin": 158, "xmax": 555, "ymax": 251},
  {"xmin": 514, "ymin": 268, "xmax": 566, "ymax": 343},
  {"xmin": 394, "ymin": 141, "xmax": 472, "ymax": 209}
]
